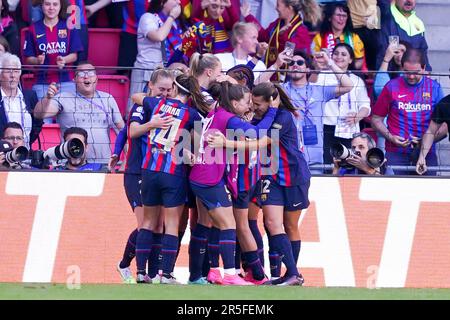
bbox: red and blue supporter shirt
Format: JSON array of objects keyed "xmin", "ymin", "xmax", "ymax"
[
  {"xmin": 123, "ymin": 0, "xmax": 149, "ymax": 35},
  {"xmin": 373, "ymin": 76, "xmax": 444, "ymax": 153},
  {"xmin": 24, "ymin": 19, "xmax": 83, "ymax": 84},
  {"xmin": 130, "ymin": 97, "xmax": 200, "ymax": 177},
  {"xmin": 68, "ymin": 0, "xmax": 88, "ymax": 26}
]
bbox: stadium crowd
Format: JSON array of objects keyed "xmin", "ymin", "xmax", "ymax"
[{"xmin": 0, "ymin": 0, "xmax": 449, "ymax": 285}]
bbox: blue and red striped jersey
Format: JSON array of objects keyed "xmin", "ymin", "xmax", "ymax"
[
  {"xmin": 68, "ymin": 0, "xmax": 88, "ymax": 26},
  {"xmin": 263, "ymin": 109, "xmax": 311, "ymax": 187},
  {"xmin": 373, "ymin": 76, "xmax": 444, "ymax": 153},
  {"xmin": 236, "ymin": 117, "xmax": 262, "ymax": 192},
  {"xmin": 130, "ymin": 97, "xmax": 200, "ymax": 177},
  {"xmin": 123, "ymin": 104, "xmax": 146, "ymax": 175},
  {"xmin": 24, "ymin": 20, "xmax": 83, "ymax": 84},
  {"xmin": 123, "ymin": 0, "xmax": 149, "ymax": 34},
  {"xmin": 237, "ymin": 148, "xmax": 259, "ymax": 192}
]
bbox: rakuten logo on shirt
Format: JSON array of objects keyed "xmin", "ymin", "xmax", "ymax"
[
  {"xmin": 398, "ymin": 101, "xmax": 431, "ymax": 112},
  {"xmin": 38, "ymin": 42, "xmax": 67, "ymax": 55}
]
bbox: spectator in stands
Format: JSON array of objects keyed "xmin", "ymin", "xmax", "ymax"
[
  {"xmin": 214, "ymin": 22, "xmax": 268, "ymax": 82},
  {"xmin": 277, "ymin": 49, "xmax": 353, "ymax": 173},
  {"xmin": 332, "ymin": 132, "xmax": 389, "ymax": 175},
  {"xmin": 347, "ymin": 0, "xmax": 381, "ymax": 71},
  {"xmin": 0, "ymin": 53, "xmax": 42, "ymax": 148},
  {"xmin": 242, "ymin": 0, "xmax": 321, "ymax": 81},
  {"xmin": 243, "ymin": 0, "xmax": 278, "ymax": 29},
  {"xmin": 0, "ymin": 35, "xmax": 10, "ymax": 54},
  {"xmin": 54, "ymin": 126, "xmax": 107, "ymax": 170},
  {"xmin": 190, "ymin": 0, "xmax": 239, "ymax": 54},
  {"xmin": 373, "ymin": 40, "xmax": 410, "ymax": 99},
  {"xmin": 33, "ymin": 61, "xmax": 125, "ymax": 164},
  {"xmin": 311, "ymin": 3, "xmax": 365, "ymax": 70},
  {"xmin": 84, "ymin": 0, "xmax": 149, "ymax": 72},
  {"xmin": 0, "ymin": 0, "xmax": 19, "ymax": 56},
  {"xmin": 65, "ymin": 0, "xmax": 90, "ymax": 62},
  {"xmin": 33, "ymin": 0, "xmax": 91, "ymax": 62},
  {"xmin": 85, "ymin": 0, "xmax": 124, "ymax": 29},
  {"xmin": 371, "ymin": 48, "xmax": 444, "ymax": 175},
  {"xmin": 128, "ymin": 1, "xmax": 182, "ymax": 114},
  {"xmin": 314, "ymin": 43, "xmax": 371, "ymax": 165},
  {"xmin": 416, "ymin": 94, "xmax": 450, "ymax": 175},
  {"xmin": 24, "ymin": 0, "xmax": 84, "ymax": 100},
  {"xmin": 376, "ymin": 0, "xmax": 431, "ymax": 70}
]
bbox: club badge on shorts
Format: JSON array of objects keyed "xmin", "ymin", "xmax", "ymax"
[{"xmin": 261, "ymin": 194, "xmax": 267, "ymax": 202}]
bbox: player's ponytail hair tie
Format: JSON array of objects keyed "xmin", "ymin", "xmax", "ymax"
[{"xmin": 174, "ymin": 78, "xmax": 190, "ymax": 95}]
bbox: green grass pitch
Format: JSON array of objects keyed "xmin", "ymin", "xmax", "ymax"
[{"xmin": 1, "ymin": 283, "xmax": 450, "ymax": 300}]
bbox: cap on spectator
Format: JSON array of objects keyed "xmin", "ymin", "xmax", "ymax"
[
  {"xmin": 0, "ymin": 140, "xmax": 12, "ymax": 153},
  {"xmin": 226, "ymin": 64, "xmax": 255, "ymax": 89}
]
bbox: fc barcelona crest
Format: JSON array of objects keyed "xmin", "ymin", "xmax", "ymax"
[
  {"xmin": 58, "ymin": 29, "xmax": 67, "ymax": 38},
  {"xmin": 261, "ymin": 194, "xmax": 267, "ymax": 202}
]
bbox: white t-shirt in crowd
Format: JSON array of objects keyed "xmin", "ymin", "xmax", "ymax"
[
  {"xmin": 135, "ymin": 13, "xmax": 163, "ymax": 68},
  {"xmin": 215, "ymin": 52, "xmax": 267, "ymax": 80},
  {"xmin": 313, "ymin": 72, "xmax": 371, "ymax": 138}
]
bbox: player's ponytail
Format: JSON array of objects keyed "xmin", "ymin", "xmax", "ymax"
[
  {"xmin": 273, "ymin": 83, "xmax": 297, "ymax": 114},
  {"xmin": 189, "ymin": 53, "xmax": 220, "ymax": 78},
  {"xmin": 174, "ymin": 74, "xmax": 209, "ymax": 114}
]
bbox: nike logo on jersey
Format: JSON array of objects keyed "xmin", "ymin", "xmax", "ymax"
[
  {"xmin": 398, "ymin": 94, "xmax": 408, "ymax": 99},
  {"xmin": 293, "ymin": 202, "xmax": 302, "ymax": 207},
  {"xmin": 37, "ymin": 33, "xmax": 45, "ymax": 39}
]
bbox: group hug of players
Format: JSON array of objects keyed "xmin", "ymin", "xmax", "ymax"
[{"xmin": 112, "ymin": 53, "xmax": 310, "ymax": 286}]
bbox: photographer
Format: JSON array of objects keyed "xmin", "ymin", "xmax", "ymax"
[
  {"xmin": 0, "ymin": 122, "xmax": 29, "ymax": 169},
  {"xmin": 53, "ymin": 127, "xmax": 107, "ymax": 171},
  {"xmin": 332, "ymin": 132, "xmax": 390, "ymax": 175}
]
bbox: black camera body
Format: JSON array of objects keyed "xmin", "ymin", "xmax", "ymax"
[{"xmin": 31, "ymin": 138, "xmax": 85, "ymax": 169}]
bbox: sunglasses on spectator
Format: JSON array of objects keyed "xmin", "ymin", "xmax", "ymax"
[
  {"xmin": 4, "ymin": 136, "xmax": 24, "ymax": 141},
  {"xmin": 352, "ymin": 132, "xmax": 370, "ymax": 139},
  {"xmin": 76, "ymin": 70, "xmax": 96, "ymax": 77},
  {"xmin": 288, "ymin": 60, "xmax": 305, "ymax": 67}
]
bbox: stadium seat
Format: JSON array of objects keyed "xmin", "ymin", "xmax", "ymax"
[
  {"xmin": 87, "ymin": 28, "xmax": 121, "ymax": 74},
  {"xmin": 32, "ymin": 123, "xmax": 62, "ymax": 151},
  {"xmin": 95, "ymin": 8, "xmax": 110, "ymax": 28},
  {"xmin": 21, "ymin": 73, "xmax": 35, "ymax": 91},
  {"xmin": 20, "ymin": 0, "xmax": 30, "ymax": 24},
  {"xmin": 96, "ymin": 75, "xmax": 130, "ymax": 117}
]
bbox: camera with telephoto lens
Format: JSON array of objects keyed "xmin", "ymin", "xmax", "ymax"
[
  {"xmin": 330, "ymin": 143, "xmax": 358, "ymax": 169},
  {"xmin": 32, "ymin": 138, "xmax": 85, "ymax": 169},
  {"xmin": 0, "ymin": 140, "xmax": 29, "ymax": 167},
  {"xmin": 330, "ymin": 143, "xmax": 385, "ymax": 170}
]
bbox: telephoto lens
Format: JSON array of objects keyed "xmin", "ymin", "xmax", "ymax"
[
  {"xmin": 330, "ymin": 143, "xmax": 353, "ymax": 160},
  {"xmin": 43, "ymin": 138, "xmax": 85, "ymax": 160},
  {"xmin": 5, "ymin": 146, "xmax": 29, "ymax": 164},
  {"xmin": 366, "ymin": 148, "xmax": 385, "ymax": 168}
]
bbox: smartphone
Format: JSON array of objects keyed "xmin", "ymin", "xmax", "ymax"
[
  {"xmin": 284, "ymin": 41, "xmax": 296, "ymax": 57},
  {"xmin": 389, "ymin": 35, "xmax": 399, "ymax": 48}
]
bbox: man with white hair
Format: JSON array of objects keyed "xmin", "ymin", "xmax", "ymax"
[
  {"xmin": 0, "ymin": 53, "xmax": 42, "ymax": 148},
  {"xmin": 34, "ymin": 61, "xmax": 125, "ymax": 164}
]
